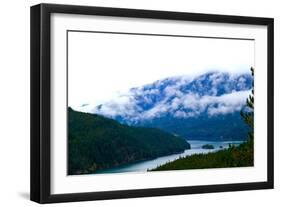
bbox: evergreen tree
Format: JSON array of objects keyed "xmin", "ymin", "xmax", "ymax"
[{"xmin": 240, "ymin": 67, "xmax": 254, "ymax": 142}]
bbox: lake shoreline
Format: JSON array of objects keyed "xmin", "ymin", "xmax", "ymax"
[{"xmin": 93, "ymin": 140, "xmax": 245, "ymax": 174}]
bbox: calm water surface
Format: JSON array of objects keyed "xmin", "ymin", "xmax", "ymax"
[{"xmin": 94, "ymin": 140, "xmax": 243, "ymax": 174}]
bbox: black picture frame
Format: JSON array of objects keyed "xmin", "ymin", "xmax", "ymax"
[{"xmin": 30, "ymin": 3, "xmax": 274, "ymax": 204}]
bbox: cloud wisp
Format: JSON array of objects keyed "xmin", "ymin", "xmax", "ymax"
[{"xmin": 75, "ymin": 72, "xmax": 252, "ymax": 123}]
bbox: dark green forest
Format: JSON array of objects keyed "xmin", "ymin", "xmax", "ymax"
[
  {"xmin": 202, "ymin": 144, "xmax": 214, "ymax": 149},
  {"xmin": 150, "ymin": 141, "xmax": 253, "ymax": 171},
  {"xmin": 68, "ymin": 108, "xmax": 190, "ymax": 175},
  {"xmin": 140, "ymin": 113, "xmax": 249, "ymax": 141}
]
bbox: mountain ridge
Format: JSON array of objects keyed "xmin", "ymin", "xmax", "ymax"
[{"xmin": 76, "ymin": 71, "xmax": 253, "ymax": 141}]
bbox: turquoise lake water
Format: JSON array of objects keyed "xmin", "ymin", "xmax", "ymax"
[{"xmin": 94, "ymin": 140, "xmax": 243, "ymax": 174}]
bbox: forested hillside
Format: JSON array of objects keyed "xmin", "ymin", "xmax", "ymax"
[
  {"xmin": 150, "ymin": 141, "xmax": 253, "ymax": 171},
  {"xmin": 68, "ymin": 108, "xmax": 190, "ymax": 175}
]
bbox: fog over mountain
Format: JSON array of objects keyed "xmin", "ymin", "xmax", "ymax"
[
  {"xmin": 78, "ymin": 72, "xmax": 252, "ymax": 121},
  {"xmin": 76, "ymin": 71, "xmax": 253, "ymax": 141}
]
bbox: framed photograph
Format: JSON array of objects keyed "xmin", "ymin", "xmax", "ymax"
[{"xmin": 30, "ymin": 3, "xmax": 274, "ymax": 203}]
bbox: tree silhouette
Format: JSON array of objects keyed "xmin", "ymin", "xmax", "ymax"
[{"xmin": 240, "ymin": 67, "xmax": 254, "ymax": 142}]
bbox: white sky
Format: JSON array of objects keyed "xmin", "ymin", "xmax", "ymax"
[{"xmin": 68, "ymin": 32, "xmax": 254, "ymax": 108}]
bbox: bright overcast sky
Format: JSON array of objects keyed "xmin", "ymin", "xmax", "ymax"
[{"xmin": 68, "ymin": 32, "xmax": 254, "ymax": 108}]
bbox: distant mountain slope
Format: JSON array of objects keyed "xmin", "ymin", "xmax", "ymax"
[
  {"xmin": 78, "ymin": 71, "xmax": 253, "ymax": 141},
  {"xmin": 140, "ymin": 113, "xmax": 248, "ymax": 141},
  {"xmin": 68, "ymin": 108, "xmax": 190, "ymax": 175}
]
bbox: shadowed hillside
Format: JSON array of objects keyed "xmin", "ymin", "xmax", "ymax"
[{"xmin": 68, "ymin": 108, "xmax": 190, "ymax": 175}]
